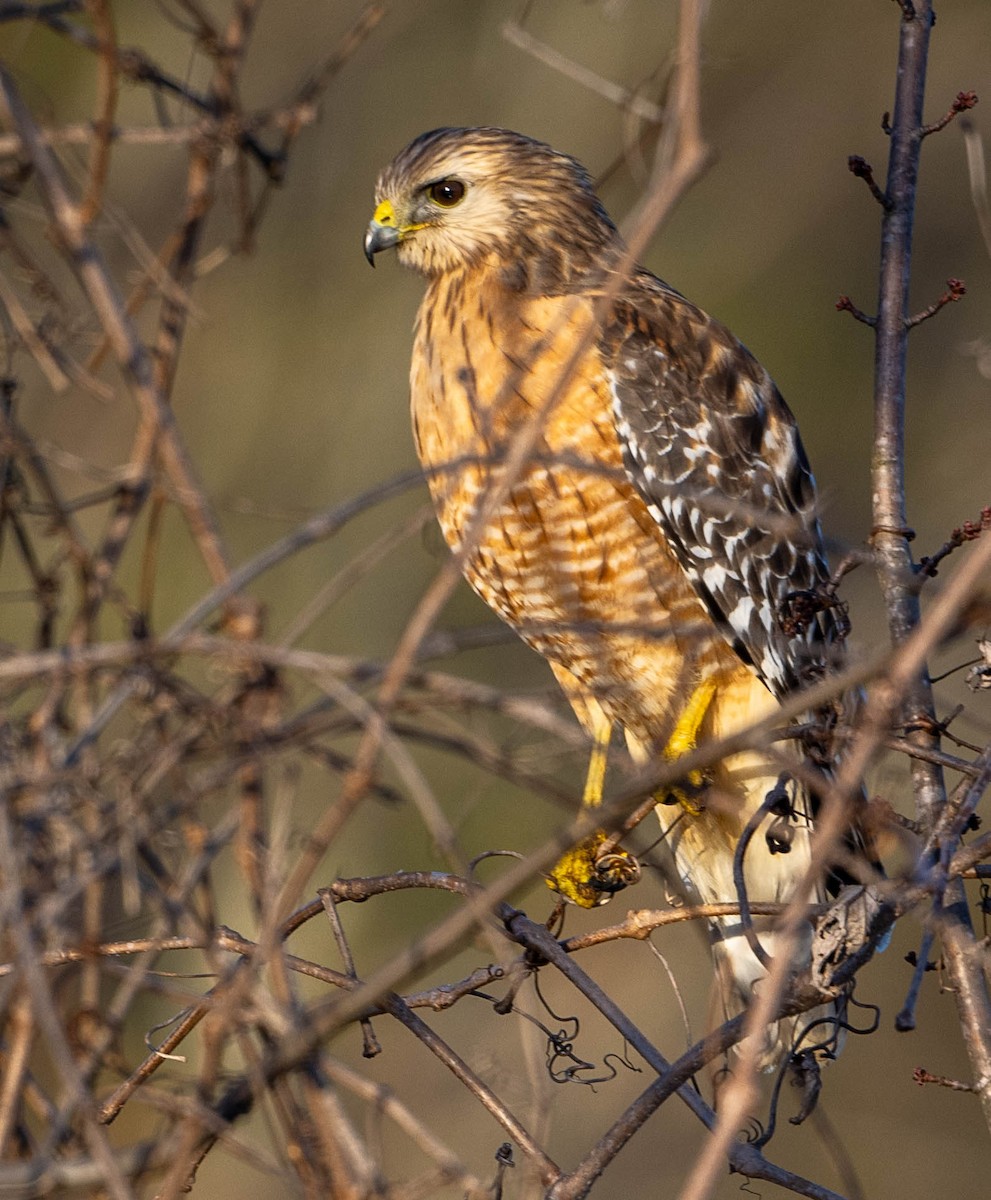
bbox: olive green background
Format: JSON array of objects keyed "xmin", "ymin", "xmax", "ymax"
[{"xmin": 4, "ymin": 2, "xmax": 991, "ymax": 1196}]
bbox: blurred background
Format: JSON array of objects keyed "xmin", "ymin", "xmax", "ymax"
[{"xmin": 2, "ymin": 2, "xmax": 990, "ymax": 1196}]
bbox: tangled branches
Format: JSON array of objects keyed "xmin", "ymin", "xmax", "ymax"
[{"xmin": 0, "ymin": 4, "xmax": 989, "ymax": 1199}]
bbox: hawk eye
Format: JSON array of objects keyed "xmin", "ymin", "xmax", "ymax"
[{"xmin": 427, "ymin": 179, "xmax": 466, "ymax": 207}]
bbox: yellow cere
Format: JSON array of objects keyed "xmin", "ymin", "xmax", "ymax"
[{"xmin": 372, "ymin": 199, "xmax": 396, "ymax": 226}]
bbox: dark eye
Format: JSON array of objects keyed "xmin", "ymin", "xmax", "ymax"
[{"xmin": 427, "ymin": 179, "xmax": 466, "ymax": 207}]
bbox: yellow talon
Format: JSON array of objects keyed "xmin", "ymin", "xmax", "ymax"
[
  {"xmin": 547, "ymin": 830, "xmax": 640, "ymax": 908},
  {"xmin": 549, "ymin": 831, "xmax": 610, "ymax": 907},
  {"xmin": 657, "ymin": 780, "xmax": 707, "ymax": 815},
  {"xmin": 547, "ymin": 709, "xmax": 640, "ymax": 906},
  {"xmin": 550, "ymin": 679, "xmax": 719, "ymax": 905}
]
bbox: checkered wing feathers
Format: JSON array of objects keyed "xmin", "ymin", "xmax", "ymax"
[{"xmin": 605, "ymin": 273, "xmax": 836, "ymax": 700}]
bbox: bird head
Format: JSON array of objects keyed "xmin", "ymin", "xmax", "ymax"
[{"xmin": 364, "ymin": 126, "xmax": 619, "ymax": 287}]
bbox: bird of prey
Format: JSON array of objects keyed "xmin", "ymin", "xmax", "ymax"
[{"xmin": 365, "ymin": 126, "xmax": 859, "ymax": 1065}]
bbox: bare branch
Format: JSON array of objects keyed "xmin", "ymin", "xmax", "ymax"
[
  {"xmin": 904, "ymin": 276, "xmax": 966, "ymax": 328},
  {"xmin": 913, "ymin": 1066, "xmax": 978, "ymax": 1092},
  {"xmin": 502, "ymin": 19, "xmax": 665, "ymax": 125},
  {"xmin": 863, "ymin": 0, "xmax": 991, "ymax": 1133},
  {"xmin": 918, "ymin": 504, "xmax": 991, "ymax": 576},
  {"xmin": 835, "ymin": 294, "xmax": 877, "ymax": 326},
  {"xmin": 919, "ymin": 89, "xmax": 979, "ymax": 139},
  {"xmin": 848, "ymin": 154, "xmax": 892, "ymax": 210},
  {"xmin": 78, "ymin": 0, "xmax": 118, "ymax": 225}
]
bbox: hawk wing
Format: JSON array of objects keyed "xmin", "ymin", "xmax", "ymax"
[{"xmin": 604, "ymin": 270, "xmax": 837, "ymax": 700}]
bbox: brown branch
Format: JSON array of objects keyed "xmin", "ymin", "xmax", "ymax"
[
  {"xmin": 1, "ymin": 2, "xmax": 280, "ymax": 175},
  {"xmin": 552, "ymin": 1002, "xmax": 845, "ymax": 1200},
  {"xmin": 918, "ymin": 504, "xmax": 991, "ymax": 576},
  {"xmin": 383, "ymin": 993, "xmax": 560, "ymax": 1186},
  {"xmin": 0, "ymin": 66, "xmax": 233, "ymax": 592},
  {"xmin": 904, "ymin": 277, "xmax": 966, "ymax": 328},
  {"xmin": 918, "ymin": 89, "xmax": 978, "ymax": 138},
  {"xmin": 884, "ymin": 734, "xmax": 987, "ymax": 778},
  {"xmin": 78, "ymin": 0, "xmax": 118, "ymax": 225},
  {"xmin": 299, "ymin": 873, "xmax": 848, "ymax": 1199},
  {"xmin": 319, "ymin": 1057, "xmax": 483, "ymax": 1193},
  {"xmin": 502, "ymin": 19, "xmax": 665, "ymax": 125},
  {"xmin": 506, "ymin": 910, "xmax": 844, "ymax": 1200},
  {"xmin": 559, "ymin": 900, "xmax": 811, "ymax": 952},
  {"xmin": 950, "ymin": 831, "xmax": 991, "ymax": 879},
  {"xmin": 848, "ymin": 155, "xmax": 891, "ymax": 209},
  {"xmin": 0, "ymin": 270, "xmax": 71, "ymax": 392},
  {"xmin": 105, "ymin": 886, "xmax": 559, "ymax": 1188},
  {"xmin": 835, "ymin": 294, "xmax": 877, "ymax": 326},
  {"xmin": 913, "ymin": 1066, "xmax": 977, "ymax": 1092},
  {"xmin": 0, "ymin": 787, "xmax": 132, "ymax": 1198},
  {"xmin": 0, "ymin": 111, "xmax": 316, "ymax": 156},
  {"xmin": 0, "ymin": 989, "xmax": 32, "ymax": 1157}
]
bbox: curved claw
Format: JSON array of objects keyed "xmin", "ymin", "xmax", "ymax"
[
  {"xmin": 547, "ymin": 832, "xmax": 640, "ymax": 908},
  {"xmin": 592, "ymin": 848, "xmax": 641, "ymax": 895}
]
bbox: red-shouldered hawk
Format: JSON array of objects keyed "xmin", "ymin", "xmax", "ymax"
[{"xmin": 365, "ymin": 127, "xmax": 860, "ymax": 1065}]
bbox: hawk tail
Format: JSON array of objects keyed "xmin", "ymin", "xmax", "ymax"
[
  {"xmin": 657, "ymin": 762, "xmax": 844, "ymax": 1073},
  {"xmin": 708, "ymin": 910, "xmax": 843, "ymax": 1072}
]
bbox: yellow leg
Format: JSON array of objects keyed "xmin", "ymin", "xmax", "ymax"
[
  {"xmin": 659, "ymin": 677, "xmax": 718, "ymax": 814},
  {"xmin": 581, "ymin": 717, "xmax": 611, "ymax": 809},
  {"xmin": 547, "ymin": 703, "xmax": 640, "ymax": 908}
]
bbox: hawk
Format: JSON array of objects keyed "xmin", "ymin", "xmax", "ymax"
[{"xmin": 365, "ymin": 127, "xmax": 856, "ymax": 1064}]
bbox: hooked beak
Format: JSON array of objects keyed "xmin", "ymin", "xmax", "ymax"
[
  {"xmin": 364, "ymin": 198, "xmax": 401, "ymax": 266},
  {"xmin": 364, "ymin": 219, "xmax": 400, "ymax": 266}
]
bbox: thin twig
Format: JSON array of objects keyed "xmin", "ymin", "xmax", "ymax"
[
  {"xmin": 502, "ymin": 20, "xmax": 665, "ymax": 125},
  {"xmin": 835, "ymin": 294, "xmax": 877, "ymax": 326},
  {"xmin": 918, "ymin": 89, "xmax": 978, "ymax": 138},
  {"xmin": 913, "ymin": 1066, "xmax": 977, "ymax": 1092},
  {"xmin": 0, "ymin": 66, "xmax": 234, "ymax": 590},
  {"xmin": 848, "ymin": 155, "xmax": 892, "ymax": 210},
  {"xmin": 895, "ymin": 928, "xmax": 936, "ymax": 1031},
  {"xmin": 918, "ymin": 505, "xmax": 991, "ymax": 576},
  {"xmin": 904, "ymin": 277, "xmax": 966, "ymax": 328},
  {"xmin": 79, "ymin": 0, "xmax": 118, "ymax": 225}
]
